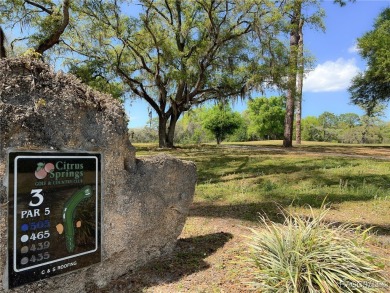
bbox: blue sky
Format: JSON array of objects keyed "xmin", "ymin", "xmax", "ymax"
[{"xmin": 125, "ymin": 1, "xmax": 390, "ymax": 128}]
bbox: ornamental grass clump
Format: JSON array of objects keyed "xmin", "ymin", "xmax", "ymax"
[{"xmin": 246, "ymin": 208, "xmax": 386, "ymax": 292}]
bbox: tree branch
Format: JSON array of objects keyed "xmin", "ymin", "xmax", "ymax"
[
  {"xmin": 121, "ymin": 37, "xmax": 154, "ymax": 75},
  {"xmin": 144, "ymin": 7, "xmax": 161, "ymax": 72},
  {"xmin": 35, "ymin": 0, "xmax": 70, "ymax": 54},
  {"xmin": 116, "ymin": 65, "xmax": 160, "ymax": 115},
  {"xmin": 164, "ymin": 0, "xmax": 174, "ymax": 25},
  {"xmin": 144, "ymin": 0, "xmax": 172, "ymax": 26},
  {"xmin": 24, "ymin": 0, "xmax": 53, "ymax": 15}
]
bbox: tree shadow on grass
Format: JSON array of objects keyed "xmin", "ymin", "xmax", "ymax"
[
  {"xmin": 197, "ymin": 155, "xmax": 361, "ymax": 184},
  {"xmin": 329, "ymin": 220, "xmax": 390, "ymax": 237},
  {"xmin": 90, "ymin": 232, "xmax": 233, "ymax": 293},
  {"xmin": 189, "ymin": 201, "xmax": 287, "ymax": 223},
  {"xmin": 189, "ymin": 202, "xmax": 390, "ymax": 237}
]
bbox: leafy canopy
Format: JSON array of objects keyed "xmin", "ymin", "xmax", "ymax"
[
  {"xmin": 65, "ymin": 0, "xmax": 290, "ymax": 147},
  {"xmin": 68, "ymin": 61, "xmax": 126, "ymax": 100},
  {"xmin": 349, "ymin": 8, "xmax": 390, "ymax": 114}
]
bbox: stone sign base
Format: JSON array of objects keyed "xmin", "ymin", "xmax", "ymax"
[{"xmin": 0, "ymin": 58, "xmax": 197, "ymax": 292}]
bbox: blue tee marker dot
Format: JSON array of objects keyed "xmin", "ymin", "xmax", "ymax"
[{"xmin": 21, "ymin": 224, "xmax": 29, "ymax": 232}]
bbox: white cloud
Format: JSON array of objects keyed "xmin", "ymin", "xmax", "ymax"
[
  {"xmin": 303, "ymin": 58, "xmax": 360, "ymax": 93},
  {"xmin": 348, "ymin": 43, "xmax": 359, "ymax": 54}
]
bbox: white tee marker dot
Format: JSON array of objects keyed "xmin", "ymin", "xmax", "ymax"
[{"xmin": 21, "ymin": 235, "xmax": 29, "ymax": 242}]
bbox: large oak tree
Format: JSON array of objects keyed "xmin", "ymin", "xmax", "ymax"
[
  {"xmin": 69, "ymin": 0, "xmax": 288, "ymax": 147},
  {"xmin": 1, "ymin": 0, "xmax": 289, "ymax": 148}
]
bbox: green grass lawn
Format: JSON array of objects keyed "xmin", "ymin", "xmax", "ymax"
[
  {"xmin": 98, "ymin": 141, "xmax": 390, "ymax": 291},
  {"xmin": 135, "ymin": 141, "xmax": 390, "ymax": 247},
  {"xmin": 134, "ymin": 142, "xmax": 390, "ymax": 231},
  {"xmin": 135, "ymin": 142, "xmax": 390, "ymax": 204}
]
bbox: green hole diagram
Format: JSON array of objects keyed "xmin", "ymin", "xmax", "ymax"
[{"xmin": 62, "ymin": 185, "xmax": 93, "ymax": 253}]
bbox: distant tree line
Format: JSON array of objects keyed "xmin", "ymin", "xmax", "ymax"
[
  {"xmin": 301, "ymin": 111, "xmax": 390, "ymax": 144},
  {"xmin": 130, "ymin": 97, "xmax": 390, "ymax": 145}
]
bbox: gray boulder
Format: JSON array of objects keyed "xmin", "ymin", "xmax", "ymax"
[{"xmin": 0, "ymin": 57, "xmax": 196, "ymax": 292}]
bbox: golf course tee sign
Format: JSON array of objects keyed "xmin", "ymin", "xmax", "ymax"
[{"xmin": 6, "ymin": 151, "xmax": 102, "ymax": 289}]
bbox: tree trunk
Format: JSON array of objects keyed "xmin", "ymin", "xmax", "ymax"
[
  {"xmin": 166, "ymin": 112, "xmax": 180, "ymax": 148},
  {"xmin": 157, "ymin": 112, "xmax": 180, "ymax": 148},
  {"xmin": 158, "ymin": 115, "xmax": 168, "ymax": 148},
  {"xmin": 361, "ymin": 129, "xmax": 367, "ymax": 144},
  {"xmin": 295, "ymin": 19, "xmax": 304, "ymax": 145},
  {"xmin": 361, "ymin": 122, "xmax": 369, "ymax": 144},
  {"xmin": 283, "ymin": 28, "xmax": 300, "ymax": 145},
  {"xmin": 283, "ymin": 4, "xmax": 301, "ymax": 148},
  {"xmin": 284, "ymin": 90, "xmax": 296, "ymax": 147}
]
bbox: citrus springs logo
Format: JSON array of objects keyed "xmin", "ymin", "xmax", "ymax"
[
  {"xmin": 35, "ymin": 162, "xmax": 55, "ymax": 179},
  {"xmin": 35, "ymin": 161, "xmax": 84, "ymax": 181}
]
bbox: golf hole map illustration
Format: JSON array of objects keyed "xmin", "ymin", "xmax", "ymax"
[{"xmin": 7, "ymin": 151, "xmax": 102, "ymax": 289}]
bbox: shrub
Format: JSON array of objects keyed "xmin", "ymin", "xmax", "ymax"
[
  {"xmin": 202, "ymin": 104, "xmax": 242, "ymax": 144},
  {"xmin": 246, "ymin": 207, "xmax": 386, "ymax": 292}
]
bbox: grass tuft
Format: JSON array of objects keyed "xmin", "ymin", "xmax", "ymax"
[{"xmin": 245, "ymin": 207, "xmax": 387, "ymax": 293}]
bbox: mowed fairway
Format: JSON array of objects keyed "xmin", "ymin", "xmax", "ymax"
[{"xmin": 98, "ymin": 142, "xmax": 390, "ymax": 292}]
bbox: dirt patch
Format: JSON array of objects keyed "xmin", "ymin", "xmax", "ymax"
[
  {"xmin": 90, "ymin": 206, "xmax": 390, "ymax": 292},
  {"xmin": 89, "ymin": 216, "xmax": 256, "ymax": 293}
]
